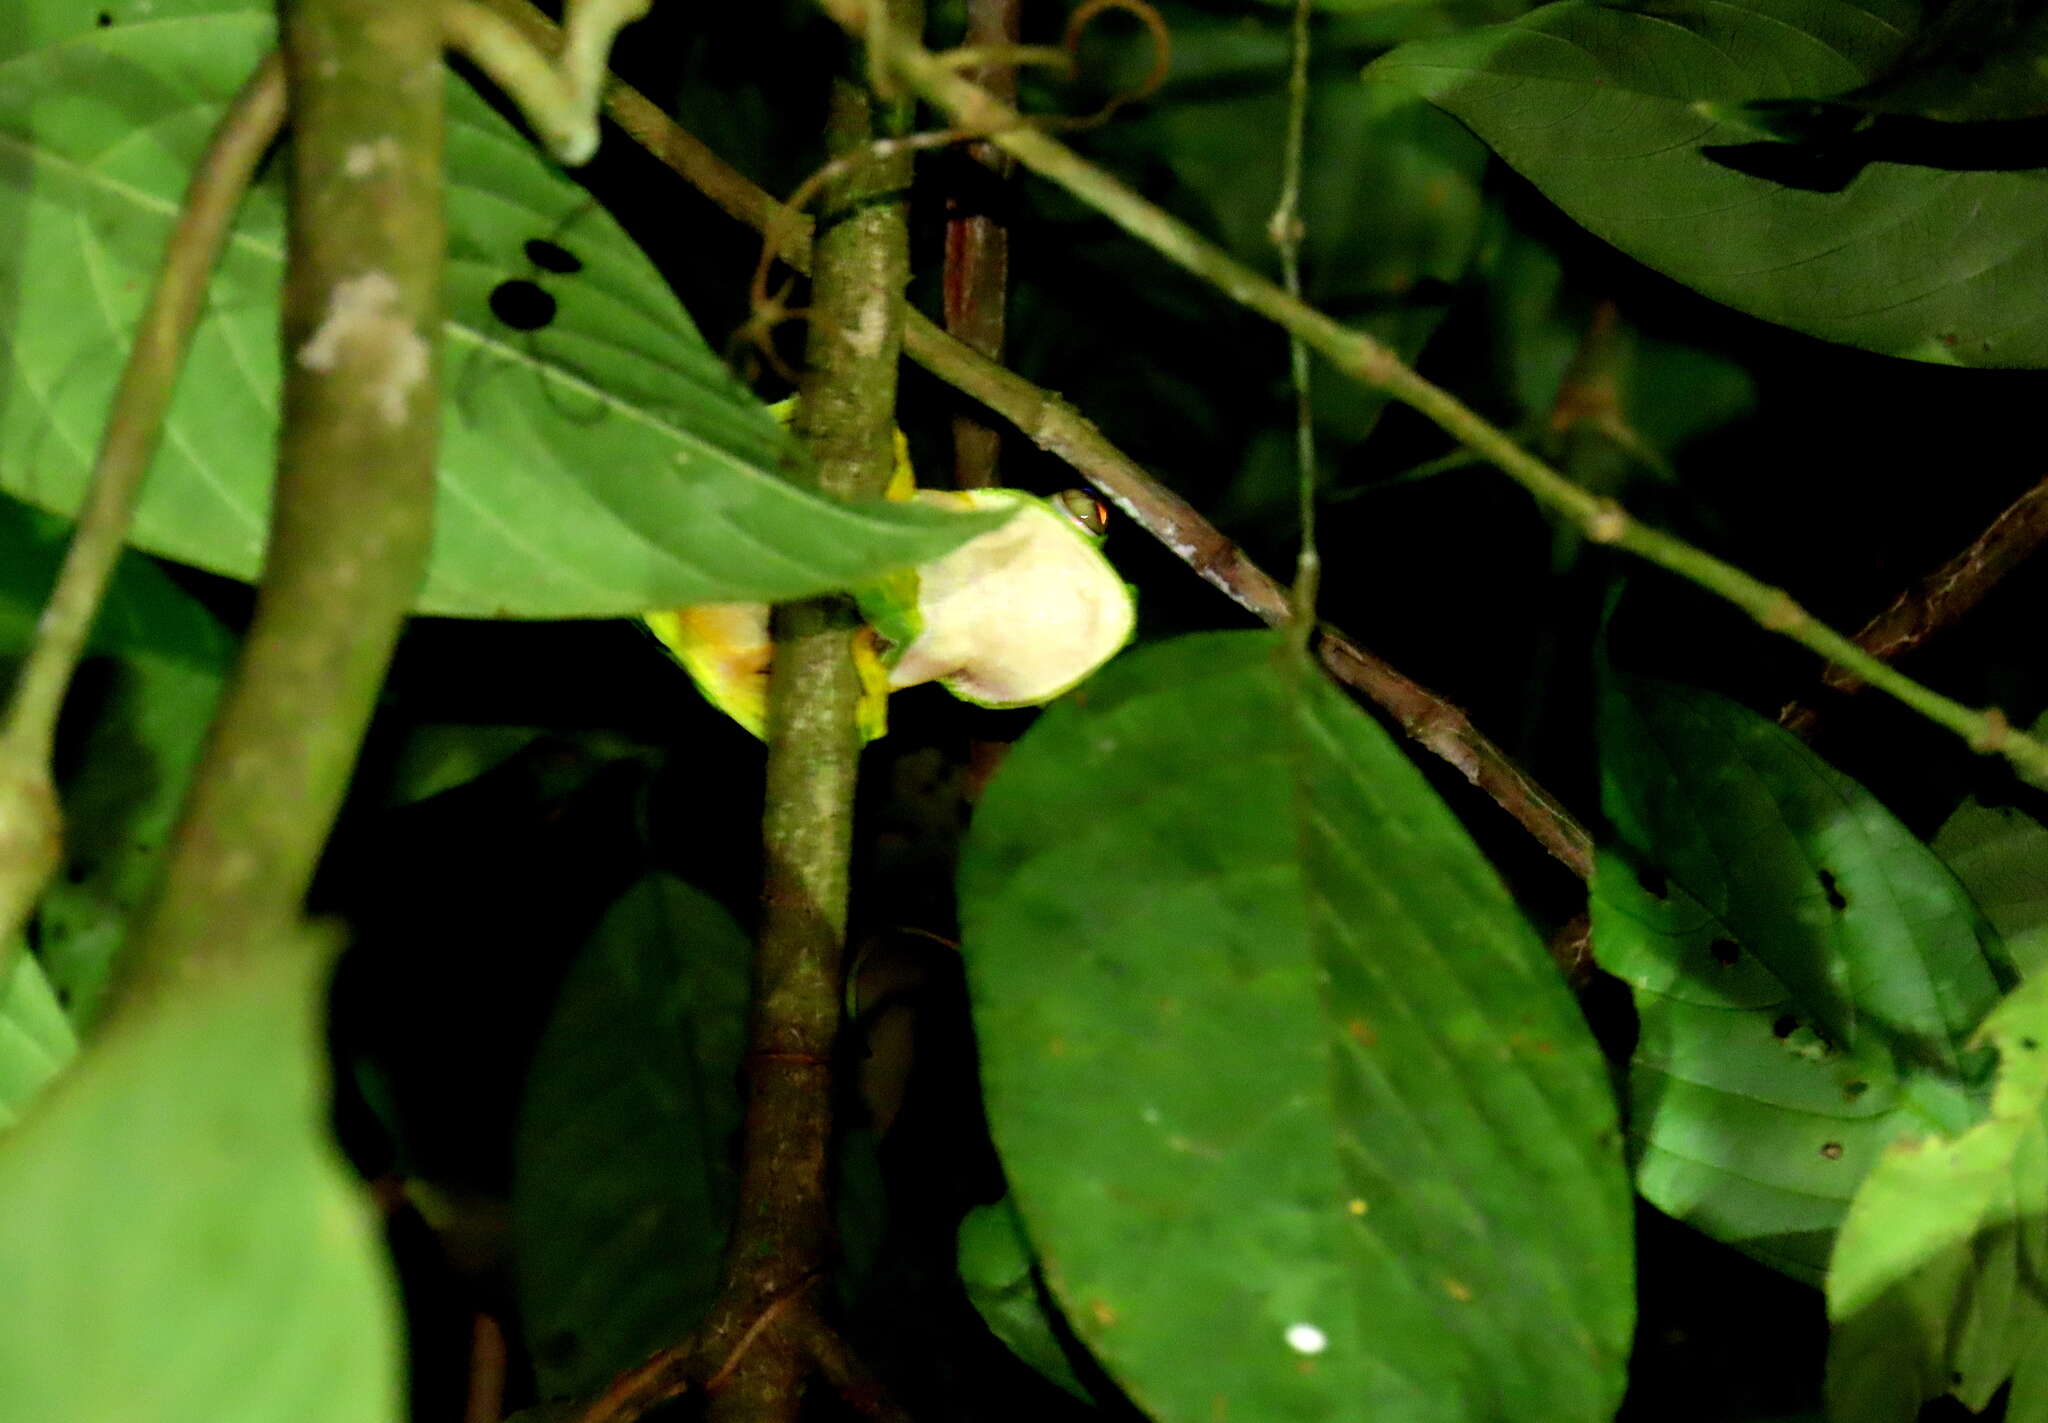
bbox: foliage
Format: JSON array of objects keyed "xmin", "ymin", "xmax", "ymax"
[
  {"xmin": 5, "ymin": 0, "xmax": 2048, "ymax": 1419},
  {"xmin": 0, "ymin": 1, "xmax": 1002, "ymax": 618}
]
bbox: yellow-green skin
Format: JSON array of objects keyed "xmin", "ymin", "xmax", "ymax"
[{"xmin": 642, "ymin": 405, "xmax": 1135, "ymax": 739}]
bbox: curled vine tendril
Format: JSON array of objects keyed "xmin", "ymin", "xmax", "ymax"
[{"xmin": 734, "ymin": 0, "xmax": 1171, "ymax": 374}]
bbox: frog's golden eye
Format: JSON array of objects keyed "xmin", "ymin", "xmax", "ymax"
[{"xmin": 1050, "ymin": 489, "xmax": 1110, "ymax": 539}]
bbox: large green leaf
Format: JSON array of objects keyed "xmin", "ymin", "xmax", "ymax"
[
  {"xmin": 1933, "ymin": 794, "xmax": 2048, "ymax": 979},
  {"xmin": 0, "ymin": 933, "xmax": 402, "ymax": 1422},
  {"xmin": 1370, "ymin": 0, "xmax": 2048, "ymax": 366},
  {"xmin": 959, "ymin": 631, "xmax": 1631, "ymax": 1423},
  {"xmin": 1826, "ymin": 972, "xmax": 2048, "ymax": 1420},
  {"xmin": 1593, "ymin": 675, "xmax": 2007, "ymax": 1279},
  {"xmin": 0, "ymin": 1, "xmax": 999, "ymax": 618},
  {"xmin": 0, "ymin": 491, "xmax": 230, "ymax": 1030},
  {"xmin": 512, "ymin": 873, "xmax": 749, "ymax": 1399}
]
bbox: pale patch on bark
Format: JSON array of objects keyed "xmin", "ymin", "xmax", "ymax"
[
  {"xmin": 843, "ymin": 303, "xmax": 887, "ymax": 360},
  {"xmin": 298, "ymin": 272, "xmax": 429, "ymax": 427},
  {"xmin": 342, "ymin": 136, "xmax": 402, "ymax": 178}
]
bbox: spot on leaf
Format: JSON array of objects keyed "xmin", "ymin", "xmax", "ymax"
[
  {"xmin": 524, "ymin": 237, "xmax": 584, "ymax": 275},
  {"xmin": 489, "ymin": 278, "xmax": 556, "ymax": 331},
  {"xmin": 1708, "ymin": 938, "xmax": 1740, "ymax": 967},
  {"xmin": 1817, "ymin": 868, "xmax": 1847, "ymax": 910}
]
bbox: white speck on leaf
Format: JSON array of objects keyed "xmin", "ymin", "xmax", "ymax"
[
  {"xmin": 298, "ymin": 272, "xmax": 428, "ymax": 427},
  {"xmin": 1284, "ymin": 1324, "xmax": 1327, "ymax": 1356}
]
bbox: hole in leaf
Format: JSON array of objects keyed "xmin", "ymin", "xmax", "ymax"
[
  {"xmin": 1772, "ymin": 1013, "xmax": 1799, "ymax": 1039},
  {"xmin": 1820, "ymin": 1141, "xmax": 1844, "ymax": 1160},
  {"xmin": 2022, "ymin": 1037, "xmax": 2040, "ymax": 1052},
  {"xmin": 1843, "ymin": 1080, "xmax": 1868, "ymax": 1100},
  {"xmin": 1818, "ymin": 868, "xmax": 1847, "ymax": 910},
  {"xmin": 1638, "ymin": 865, "xmax": 1668, "ymax": 899},
  {"xmin": 1708, "ymin": 938, "xmax": 1740, "ymax": 966},
  {"xmin": 96, "ymin": 10, "xmax": 114, "ymax": 25},
  {"xmin": 489, "ymin": 278, "xmax": 556, "ymax": 331},
  {"xmin": 524, "ymin": 237, "xmax": 583, "ymax": 274}
]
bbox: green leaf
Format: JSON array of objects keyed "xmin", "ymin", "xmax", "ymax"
[
  {"xmin": 1592, "ymin": 674, "xmax": 2007, "ymax": 1279},
  {"xmin": 0, "ymin": 948, "xmax": 76, "ymax": 1128},
  {"xmin": 1370, "ymin": 0, "xmax": 2048, "ymax": 366},
  {"xmin": 0, "ymin": 932, "xmax": 403, "ymax": 1422},
  {"xmin": 0, "ymin": 492, "xmax": 231, "ymax": 1030},
  {"xmin": 1826, "ymin": 973, "xmax": 2048, "ymax": 1420},
  {"xmin": 959, "ymin": 631, "xmax": 1632, "ymax": 1423},
  {"xmin": 372, "ymin": 724, "xmax": 550, "ymax": 808},
  {"xmin": 512, "ymin": 873, "xmax": 749, "ymax": 1399},
  {"xmin": 0, "ymin": 1, "xmax": 1001, "ymax": 617},
  {"xmin": 1932, "ymin": 795, "xmax": 2048, "ymax": 979},
  {"xmin": 957, "ymin": 1198, "xmax": 1093, "ymax": 1402}
]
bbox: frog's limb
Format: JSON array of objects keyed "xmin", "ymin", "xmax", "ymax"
[
  {"xmin": 647, "ymin": 487, "xmax": 1131, "ymax": 733},
  {"xmin": 644, "ymin": 400, "xmax": 912, "ymax": 740},
  {"xmin": 441, "ymin": 0, "xmax": 651, "ymax": 165},
  {"xmin": 644, "ymin": 604, "xmax": 774, "ymax": 738}
]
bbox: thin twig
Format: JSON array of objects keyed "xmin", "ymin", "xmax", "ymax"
[
  {"xmin": 802, "ymin": 1314, "xmax": 919, "ymax": 1422},
  {"xmin": 704, "ymin": 1278, "xmax": 821, "ymax": 1395},
  {"xmin": 442, "ymin": 0, "xmax": 651, "ymax": 164},
  {"xmin": 0, "ymin": 52, "xmax": 285, "ymax": 964},
  {"xmin": 1781, "ymin": 473, "xmax": 2048, "ymax": 737},
  {"xmin": 462, "ymin": 1313, "xmax": 509, "ymax": 1423},
  {"xmin": 470, "ymin": 0, "xmax": 1596, "ymax": 879},
  {"xmin": 1268, "ymin": 0, "xmax": 1317, "ymax": 629},
  {"xmin": 115, "ymin": 1, "xmax": 445, "ymax": 1013},
  {"xmin": 572, "ymin": 1347, "xmax": 694, "ymax": 1423},
  {"xmin": 845, "ymin": 9, "xmax": 2048, "ymax": 788},
  {"xmin": 943, "ymin": 0, "xmax": 1021, "ymax": 488}
]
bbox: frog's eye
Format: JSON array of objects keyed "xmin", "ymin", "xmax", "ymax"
[{"xmin": 1050, "ymin": 489, "xmax": 1110, "ymax": 539}]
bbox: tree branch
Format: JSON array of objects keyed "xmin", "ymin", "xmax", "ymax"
[
  {"xmin": 841, "ymin": 8, "xmax": 2048, "ymax": 789},
  {"xmin": 115, "ymin": 0, "xmax": 444, "ymax": 1014},
  {"xmin": 1780, "ymin": 473, "xmax": 2048, "ymax": 737},
  {"xmin": 695, "ymin": 63, "xmax": 915, "ymax": 1423}
]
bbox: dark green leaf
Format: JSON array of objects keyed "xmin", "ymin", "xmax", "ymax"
[
  {"xmin": 1370, "ymin": 0, "xmax": 2048, "ymax": 366},
  {"xmin": 1932, "ymin": 795, "xmax": 2048, "ymax": 979},
  {"xmin": 512, "ymin": 873, "xmax": 749, "ymax": 1399},
  {"xmin": 1826, "ymin": 972, "xmax": 2048, "ymax": 1419},
  {"xmin": 957, "ymin": 1198, "xmax": 1092, "ymax": 1402},
  {"xmin": 960, "ymin": 631, "xmax": 1631, "ymax": 1422},
  {"xmin": 1592, "ymin": 674, "xmax": 2006, "ymax": 1278},
  {"xmin": 0, "ymin": 933, "xmax": 402, "ymax": 1422},
  {"xmin": 374, "ymin": 724, "xmax": 550, "ymax": 808},
  {"xmin": 0, "ymin": 493, "xmax": 231, "ymax": 1030},
  {"xmin": 0, "ymin": 2, "xmax": 1000, "ymax": 617}
]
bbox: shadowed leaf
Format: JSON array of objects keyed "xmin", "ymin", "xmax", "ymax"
[
  {"xmin": 512, "ymin": 873, "xmax": 749, "ymax": 1399},
  {"xmin": 1593, "ymin": 674, "xmax": 2006, "ymax": 1279}
]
